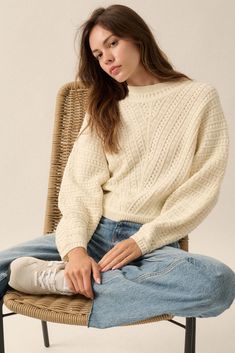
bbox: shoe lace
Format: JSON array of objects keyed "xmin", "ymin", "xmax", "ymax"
[{"xmin": 35, "ymin": 261, "xmax": 63, "ymax": 293}]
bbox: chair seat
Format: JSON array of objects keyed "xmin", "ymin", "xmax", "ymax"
[
  {"xmin": 3, "ymin": 289, "xmax": 173, "ymax": 326},
  {"xmin": 3, "ymin": 290, "xmax": 92, "ymax": 326}
]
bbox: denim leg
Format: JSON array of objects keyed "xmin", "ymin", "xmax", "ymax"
[
  {"xmin": 0, "ymin": 216, "xmax": 119, "ymax": 299},
  {"xmin": 88, "ymin": 220, "xmax": 235, "ymax": 329},
  {"xmin": 0, "ymin": 233, "xmax": 60, "ymax": 297},
  {"xmin": 87, "ymin": 217, "xmax": 120, "ymax": 263}
]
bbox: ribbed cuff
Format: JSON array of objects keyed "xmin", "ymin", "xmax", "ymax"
[
  {"xmin": 59, "ymin": 242, "xmax": 88, "ymax": 262},
  {"xmin": 130, "ymin": 235, "xmax": 149, "ymax": 255}
]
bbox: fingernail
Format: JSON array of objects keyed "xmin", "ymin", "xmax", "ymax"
[{"xmin": 96, "ymin": 278, "xmax": 101, "ymax": 284}]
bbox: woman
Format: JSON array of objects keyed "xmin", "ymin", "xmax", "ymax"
[{"xmin": 1, "ymin": 4, "xmax": 235, "ymax": 329}]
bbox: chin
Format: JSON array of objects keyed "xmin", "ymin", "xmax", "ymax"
[{"xmin": 113, "ymin": 76, "xmax": 127, "ymax": 83}]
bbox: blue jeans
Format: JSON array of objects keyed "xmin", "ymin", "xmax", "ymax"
[{"xmin": 0, "ymin": 216, "xmax": 234, "ymax": 329}]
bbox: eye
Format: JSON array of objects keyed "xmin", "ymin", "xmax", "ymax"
[
  {"xmin": 95, "ymin": 53, "xmax": 102, "ymax": 60},
  {"xmin": 94, "ymin": 40, "xmax": 118, "ymax": 60},
  {"xmin": 110, "ymin": 40, "xmax": 118, "ymax": 47}
]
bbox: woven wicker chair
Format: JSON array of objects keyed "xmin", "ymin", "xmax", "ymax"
[{"xmin": 0, "ymin": 81, "xmax": 196, "ymax": 353}]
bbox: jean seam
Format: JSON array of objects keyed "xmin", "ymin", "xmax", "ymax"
[
  {"xmin": 111, "ymin": 224, "xmax": 120, "ymax": 244},
  {"xmin": 135, "ymin": 258, "xmax": 186, "ymax": 283}
]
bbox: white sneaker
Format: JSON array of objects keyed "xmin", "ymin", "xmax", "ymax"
[{"xmin": 8, "ymin": 257, "xmax": 74, "ymax": 296}]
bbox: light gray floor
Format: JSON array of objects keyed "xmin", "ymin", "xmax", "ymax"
[{"xmin": 2, "ymin": 303, "xmax": 234, "ymax": 353}]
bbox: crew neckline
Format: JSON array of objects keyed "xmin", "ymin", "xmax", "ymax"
[{"xmin": 127, "ymin": 78, "xmax": 191, "ymax": 97}]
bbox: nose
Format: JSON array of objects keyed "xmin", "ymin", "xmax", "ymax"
[{"xmin": 103, "ymin": 51, "xmax": 114, "ymax": 66}]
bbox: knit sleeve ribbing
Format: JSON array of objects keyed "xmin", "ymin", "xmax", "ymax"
[
  {"xmin": 55, "ymin": 113, "xmax": 110, "ymax": 261},
  {"xmin": 130, "ymin": 87, "xmax": 229, "ymax": 255}
]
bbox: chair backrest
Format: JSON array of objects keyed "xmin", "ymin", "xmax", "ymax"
[
  {"xmin": 43, "ymin": 81, "xmax": 188, "ymax": 251},
  {"xmin": 43, "ymin": 81, "xmax": 88, "ymax": 235}
]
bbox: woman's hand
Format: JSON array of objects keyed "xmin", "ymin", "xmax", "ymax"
[
  {"xmin": 98, "ymin": 238, "xmax": 142, "ymax": 272},
  {"xmin": 65, "ymin": 247, "xmax": 101, "ymax": 299}
]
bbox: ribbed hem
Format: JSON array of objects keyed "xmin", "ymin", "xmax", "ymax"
[{"xmin": 102, "ymin": 208, "xmax": 154, "ymax": 224}]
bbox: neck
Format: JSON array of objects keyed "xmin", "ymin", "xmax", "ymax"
[{"xmin": 126, "ymin": 77, "xmax": 162, "ymax": 87}]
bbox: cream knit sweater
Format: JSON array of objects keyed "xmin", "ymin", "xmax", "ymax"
[{"xmin": 55, "ymin": 79, "xmax": 229, "ymax": 261}]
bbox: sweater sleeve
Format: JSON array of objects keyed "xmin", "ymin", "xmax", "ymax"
[
  {"xmin": 55, "ymin": 113, "xmax": 110, "ymax": 261},
  {"xmin": 130, "ymin": 87, "xmax": 229, "ymax": 255}
]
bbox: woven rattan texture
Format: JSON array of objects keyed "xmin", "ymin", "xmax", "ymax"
[
  {"xmin": 3, "ymin": 81, "xmax": 188, "ymax": 327},
  {"xmin": 3, "ymin": 290, "xmax": 92, "ymax": 326},
  {"xmin": 43, "ymin": 81, "xmax": 89, "ymax": 236}
]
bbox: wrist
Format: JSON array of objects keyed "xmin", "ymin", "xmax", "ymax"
[{"xmin": 67, "ymin": 247, "xmax": 87, "ymax": 259}]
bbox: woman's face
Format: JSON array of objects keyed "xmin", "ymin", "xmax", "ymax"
[{"xmin": 89, "ymin": 25, "xmax": 146, "ymax": 85}]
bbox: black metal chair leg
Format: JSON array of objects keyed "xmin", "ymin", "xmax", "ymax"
[
  {"xmin": 184, "ymin": 317, "xmax": 196, "ymax": 353},
  {"xmin": 0, "ymin": 299, "xmax": 5, "ymax": 353},
  {"xmin": 41, "ymin": 321, "xmax": 50, "ymax": 347}
]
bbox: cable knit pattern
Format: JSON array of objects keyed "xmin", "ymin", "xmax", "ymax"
[{"xmin": 55, "ymin": 79, "xmax": 229, "ymax": 260}]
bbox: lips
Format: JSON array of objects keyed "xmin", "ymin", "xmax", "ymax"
[{"xmin": 110, "ymin": 66, "xmax": 121, "ymax": 75}]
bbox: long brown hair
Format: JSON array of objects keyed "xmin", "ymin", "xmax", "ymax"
[{"xmin": 74, "ymin": 4, "xmax": 192, "ymax": 154}]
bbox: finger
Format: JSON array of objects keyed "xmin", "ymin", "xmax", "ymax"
[
  {"xmin": 82, "ymin": 272, "xmax": 94, "ymax": 299},
  {"xmin": 100, "ymin": 249, "xmax": 128, "ymax": 269},
  {"xmin": 101, "ymin": 250, "xmax": 130, "ymax": 271},
  {"xmin": 99, "ymin": 245, "xmax": 124, "ymax": 267},
  {"xmin": 112, "ymin": 253, "xmax": 134, "ymax": 269},
  {"xmin": 98, "ymin": 248, "xmax": 117, "ymax": 266},
  {"xmin": 70, "ymin": 272, "xmax": 83, "ymax": 294},
  {"xmin": 91, "ymin": 260, "xmax": 101, "ymax": 284}
]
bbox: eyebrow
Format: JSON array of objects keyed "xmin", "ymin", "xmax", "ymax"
[{"xmin": 91, "ymin": 34, "xmax": 114, "ymax": 54}]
